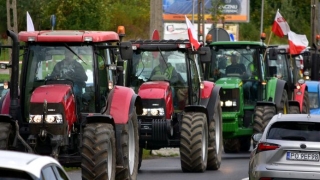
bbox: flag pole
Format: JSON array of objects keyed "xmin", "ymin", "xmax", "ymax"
[{"xmin": 263, "ymin": 31, "xmax": 273, "ymax": 61}]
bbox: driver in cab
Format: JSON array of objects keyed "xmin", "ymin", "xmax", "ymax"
[
  {"xmin": 51, "ymin": 49, "xmax": 88, "ymax": 97},
  {"xmin": 225, "ymin": 54, "xmax": 246, "ymax": 75}
]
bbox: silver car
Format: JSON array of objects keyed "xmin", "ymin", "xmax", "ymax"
[
  {"xmin": 0, "ymin": 150, "xmax": 70, "ymax": 180},
  {"xmin": 249, "ymin": 114, "xmax": 320, "ymax": 180}
]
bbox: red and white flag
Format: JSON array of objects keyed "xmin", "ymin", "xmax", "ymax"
[
  {"xmin": 272, "ymin": 9, "xmax": 290, "ymax": 38},
  {"xmin": 185, "ymin": 16, "xmax": 200, "ymax": 50},
  {"xmin": 288, "ymin": 31, "xmax": 309, "ymax": 55}
]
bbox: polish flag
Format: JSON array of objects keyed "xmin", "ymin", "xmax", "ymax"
[
  {"xmin": 288, "ymin": 31, "xmax": 309, "ymax": 55},
  {"xmin": 272, "ymin": 9, "xmax": 290, "ymax": 38},
  {"xmin": 26, "ymin": 11, "xmax": 35, "ymax": 31},
  {"xmin": 185, "ymin": 16, "xmax": 200, "ymax": 50}
]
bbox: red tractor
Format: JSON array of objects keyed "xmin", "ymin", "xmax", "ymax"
[
  {"xmin": 125, "ymin": 39, "xmax": 223, "ymax": 172},
  {"xmin": 0, "ymin": 28, "xmax": 142, "ymax": 180}
]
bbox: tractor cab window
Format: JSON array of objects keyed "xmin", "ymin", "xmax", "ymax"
[
  {"xmin": 268, "ymin": 54, "xmax": 289, "ymax": 81},
  {"xmin": 24, "ymin": 45, "xmax": 95, "ymax": 118},
  {"xmin": 129, "ymin": 50, "xmax": 188, "ymax": 109},
  {"xmin": 209, "ymin": 48, "xmax": 259, "ymax": 81}
]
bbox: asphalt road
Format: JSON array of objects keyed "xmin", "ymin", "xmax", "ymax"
[{"xmin": 67, "ymin": 152, "xmax": 251, "ymax": 180}]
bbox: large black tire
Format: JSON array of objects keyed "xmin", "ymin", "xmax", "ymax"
[
  {"xmin": 302, "ymin": 91, "xmax": 310, "ymax": 114},
  {"xmin": 207, "ymin": 97, "xmax": 222, "ymax": 170},
  {"xmin": 138, "ymin": 147, "xmax": 143, "ymax": 170},
  {"xmin": 116, "ymin": 110, "xmax": 139, "ymax": 180},
  {"xmin": 252, "ymin": 105, "xmax": 276, "ymax": 148},
  {"xmin": 278, "ymin": 89, "xmax": 289, "ymax": 114},
  {"xmin": 81, "ymin": 123, "xmax": 116, "ymax": 180},
  {"xmin": 223, "ymin": 138, "xmax": 241, "ymax": 153},
  {"xmin": 180, "ymin": 112, "xmax": 208, "ymax": 172},
  {"xmin": 289, "ymin": 105, "xmax": 300, "ymax": 114},
  {"xmin": 0, "ymin": 122, "xmax": 13, "ymax": 150}
]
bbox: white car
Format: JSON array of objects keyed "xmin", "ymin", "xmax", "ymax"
[{"xmin": 0, "ymin": 150, "xmax": 70, "ymax": 180}]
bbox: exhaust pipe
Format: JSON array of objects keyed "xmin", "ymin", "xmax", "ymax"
[{"xmin": 6, "ymin": 30, "xmax": 20, "ymax": 120}]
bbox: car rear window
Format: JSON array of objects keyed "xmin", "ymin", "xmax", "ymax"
[
  {"xmin": 267, "ymin": 121, "xmax": 320, "ymax": 142},
  {"xmin": 0, "ymin": 168, "xmax": 33, "ymax": 180}
]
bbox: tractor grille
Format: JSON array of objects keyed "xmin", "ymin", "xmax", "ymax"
[
  {"xmin": 139, "ymin": 118, "xmax": 168, "ymax": 142},
  {"xmin": 220, "ymin": 88, "xmax": 240, "ymax": 112}
]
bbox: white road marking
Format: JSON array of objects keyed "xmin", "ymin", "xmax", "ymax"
[{"xmin": 241, "ymin": 178, "xmax": 249, "ymax": 180}]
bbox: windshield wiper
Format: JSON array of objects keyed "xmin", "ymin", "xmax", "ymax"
[{"xmin": 64, "ymin": 43, "xmax": 87, "ymax": 65}]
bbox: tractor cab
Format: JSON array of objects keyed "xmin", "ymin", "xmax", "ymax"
[{"xmin": 204, "ymin": 42, "xmax": 266, "ymax": 105}]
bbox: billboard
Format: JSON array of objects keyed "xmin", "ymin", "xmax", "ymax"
[
  {"xmin": 163, "ymin": 0, "xmax": 250, "ymax": 23},
  {"xmin": 163, "ymin": 23, "xmax": 239, "ymax": 41}
]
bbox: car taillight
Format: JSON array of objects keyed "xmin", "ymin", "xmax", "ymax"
[{"xmin": 256, "ymin": 142, "xmax": 280, "ymax": 153}]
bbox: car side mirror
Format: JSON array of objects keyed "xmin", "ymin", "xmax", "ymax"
[
  {"xmin": 119, "ymin": 41, "xmax": 133, "ymax": 60},
  {"xmin": 252, "ymin": 133, "xmax": 263, "ymax": 143}
]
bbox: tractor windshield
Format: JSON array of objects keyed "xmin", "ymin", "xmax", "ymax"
[
  {"xmin": 23, "ymin": 44, "xmax": 114, "ymax": 117},
  {"xmin": 129, "ymin": 50, "xmax": 188, "ymax": 92},
  {"xmin": 208, "ymin": 48, "xmax": 263, "ymax": 82}
]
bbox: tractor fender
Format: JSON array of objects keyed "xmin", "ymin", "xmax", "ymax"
[
  {"xmin": 273, "ymin": 79, "xmax": 287, "ymax": 109},
  {"xmin": 85, "ymin": 114, "xmax": 115, "ymax": 127},
  {"xmin": 293, "ymin": 83, "xmax": 307, "ymax": 111},
  {"xmin": 106, "ymin": 85, "xmax": 139, "ymax": 124},
  {"xmin": 199, "ymin": 82, "xmax": 221, "ymax": 124}
]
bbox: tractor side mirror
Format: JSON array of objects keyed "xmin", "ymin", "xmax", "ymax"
[
  {"xmin": 269, "ymin": 48, "xmax": 278, "ymax": 60},
  {"xmin": 199, "ymin": 46, "xmax": 211, "ymax": 63},
  {"xmin": 119, "ymin": 41, "xmax": 133, "ymax": 60}
]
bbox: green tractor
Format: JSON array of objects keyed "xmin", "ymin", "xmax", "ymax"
[{"xmin": 202, "ymin": 37, "xmax": 304, "ymax": 153}]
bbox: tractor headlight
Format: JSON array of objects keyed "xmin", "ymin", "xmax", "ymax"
[
  {"xmin": 225, "ymin": 100, "xmax": 233, "ymax": 107},
  {"xmin": 45, "ymin": 114, "xmax": 63, "ymax": 124},
  {"xmin": 141, "ymin": 108, "xmax": 165, "ymax": 116},
  {"xmin": 29, "ymin": 115, "xmax": 42, "ymax": 123},
  {"xmin": 142, "ymin": 108, "xmax": 148, "ymax": 115},
  {"xmin": 220, "ymin": 101, "xmax": 224, "ymax": 107}
]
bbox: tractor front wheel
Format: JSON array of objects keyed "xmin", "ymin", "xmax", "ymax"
[
  {"xmin": 116, "ymin": 110, "xmax": 139, "ymax": 180},
  {"xmin": 207, "ymin": 97, "xmax": 222, "ymax": 170},
  {"xmin": 302, "ymin": 91, "xmax": 310, "ymax": 114},
  {"xmin": 180, "ymin": 112, "xmax": 208, "ymax": 172},
  {"xmin": 81, "ymin": 123, "xmax": 116, "ymax": 180},
  {"xmin": 0, "ymin": 122, "xmax": 13, "ymax": 150}
]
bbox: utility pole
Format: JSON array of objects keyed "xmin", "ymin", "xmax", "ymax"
[
  {"xmin": 150, "ymin": 0, "xmax": 163, "ymax": 39},
  {"xmin": 197, "ymin": 0, "xmax": 205, "ymax": 42},
  {"xmin": 6, "ymin": 0, "xmax": 18, "ymax": 77},
  {"xmin": 311, "ymin": 0, "xmax": 318, "ymax": 46}
]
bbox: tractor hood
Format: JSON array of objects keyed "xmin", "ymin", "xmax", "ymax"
[
  {"xmin": 29, "ymin": 84, "xmax": 77, "ymax": 128},
  {"xmin": 215, "ymin": 77, "xmax": 243, "ymax": 89},
  {"xmin": 305, "ymin": 81, "xmax": 320, "ymax": 93},
  {"xmin": 138, "ymin": 81, "xmax": 171, "ymax": 99},
  {"xmin": 30, "ymin": 84, "xmax": 73, "ymax": 103}
]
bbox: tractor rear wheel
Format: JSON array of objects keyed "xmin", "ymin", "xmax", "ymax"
[
  {"xmin": 253, "ymin": 105, "xmax": 276, "ymax": 148},
  {"xmin": 0, "ymin": 122, "xmax": 13, "ymax": 150},
  {"xmin": 180, "ymin": 112, "xmax": 208, "ymax": 172},
  {"xmin": 116, "ymin": 110, "xmax": 139, "ymax": 180},
  {"xmin": 81, "ymin": 123, "xmax": 116, "ymax": 180},
  {"xmin": 207, "ymin": 97, "xmax": 222, "ymax": 170},
  {"xmin": 223, "ymin": 138, "xmax": 241, "ymax": 153},
  {"xmin": 289, "ymin": 105, "xmax": 300, "ymax": 114},
  {"xmin": 302, "ymin": 91, "xmax": 310, "ymax": 114}
]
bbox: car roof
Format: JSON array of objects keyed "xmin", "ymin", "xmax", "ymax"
[
  {"xmin": 0, "ymin": 150, "xmax": 63, "ymax": 178},
  {"xmin": 269, "ymin": 114, "xmax": 320, "ymax": 124}
]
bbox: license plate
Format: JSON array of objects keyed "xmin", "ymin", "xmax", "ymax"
[{"xmin": 286, "ymin": 152, "xmax": 320, "ymax": 161}]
